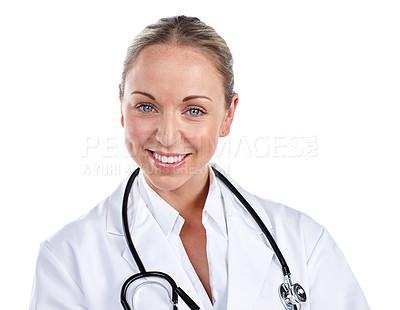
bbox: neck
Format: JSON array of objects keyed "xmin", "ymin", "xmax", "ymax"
[{"xmin": 148, "ymin": 166, "xmax": 211, "ymax": 216}]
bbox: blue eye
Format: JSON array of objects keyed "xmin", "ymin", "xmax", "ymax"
[
  {"xmin": 137, "ymin": 104, "xmax": 155, "ymax": 113},
  {"xmin": 187, "ymin": 108, "xmax": 204, "ymax": 116}
]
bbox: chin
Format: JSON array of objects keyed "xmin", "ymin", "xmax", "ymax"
[
  {"xmin": 146, "ymin": 163, "xmax": 209, "ymax": 191},
  {"xmin": 144, "ymin": 173, "xmax": 188, "ymax": 192}
]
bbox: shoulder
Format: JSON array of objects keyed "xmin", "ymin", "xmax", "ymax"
[
  {"xmin": 240, "ymin": 184, "xmax": 326, "ymax": 262},
  {"xmin": 254, "ymin": 194, "xmax": 323, "ymax": 237},
  {"xmin": 212, "ymin": 164, "xmax": 323, "ymax": 231},
  {"xmin": 42, "ymin": 176, "xmax": 128, "ymax": 258},
  {"xmin": 212, "ymin": 164, "xmax": 325, "ymax": 258},
  {"xmin": 39, "ymin": 197, "xmax": 108, "ymax": 272},
  {"xmin": 46, "ymin": 197, "xmax": 108, "ymax": 246}
]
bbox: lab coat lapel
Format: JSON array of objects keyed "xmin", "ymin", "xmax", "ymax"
[{"xmin": 219, "ymin": 179, "xmax": 275, "ymax": 310}]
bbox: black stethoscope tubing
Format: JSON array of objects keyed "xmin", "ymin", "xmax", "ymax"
[
  {"xmin": 212, "ymin": 168, "xmax": 291, "ymax": 277},
  {"xmin": 121, "ymin": 167, "xmax": 200, "ymax": 309},
  {"xmin": 121, "ymin": 167, "xmax": 300, "ymax": 309},
  {"xmin": 122, "ymin": 168, "xmax": 145, "ymax": 273}
]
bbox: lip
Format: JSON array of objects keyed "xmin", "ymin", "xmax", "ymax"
[{"xmin": 147, "ymin": 150, "xmax": 191, "ymax": 173}]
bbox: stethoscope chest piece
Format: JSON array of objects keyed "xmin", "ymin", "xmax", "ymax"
[{"xmin": 279, "ymin": 276, "xmax": 307, "ymax": 310}]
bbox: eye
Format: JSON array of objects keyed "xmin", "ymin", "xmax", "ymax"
[
  {"xmin": 186, "ymin": 108, "xmax": 205, "ymax": 116},
  {"xmin": 137, "ymin": 103, "xmax": 155, "ymax": 113}
]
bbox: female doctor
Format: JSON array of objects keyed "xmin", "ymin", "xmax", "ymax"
[{"xmin": 30, "ymin": 16, "xmax": 369, "ymax": 310}]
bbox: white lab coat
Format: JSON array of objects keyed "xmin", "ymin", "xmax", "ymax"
[{"xmin": 30, "ymin": 165, "xmax": 369, "ymax": 309}]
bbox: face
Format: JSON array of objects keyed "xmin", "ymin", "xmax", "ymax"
[{"xmin": 120, "ymin": 44, "xmax": 238, "ymax": 193}]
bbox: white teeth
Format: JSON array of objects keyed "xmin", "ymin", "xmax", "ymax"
[{"xmin": 153, "ymin": 152, "xmax": 186, "ymax": 164}]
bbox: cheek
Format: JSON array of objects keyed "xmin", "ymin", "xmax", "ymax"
[
  {"xmin": 123, "ymin": 117, "xmax": 153, "ymax": 155},
  {"xmin": 186, "ymin": 122, "xmax": 221, "ymax": 156}
]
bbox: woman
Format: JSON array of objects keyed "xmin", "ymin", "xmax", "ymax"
[{"xmin": 30, "ymin": 16, "xmax": 369, "ymax": 310}]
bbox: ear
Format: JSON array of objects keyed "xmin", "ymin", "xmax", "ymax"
[
  {"xmin": 120, "ymin": 105, "xmax": 125, "ymax": 127},
  {"xmin": 119, "ymin": 84, "xmax": 125, "ymax": 128},
  {"xmin": 219, "ymin": 93, "xmax": 239, "ymax": 137}
]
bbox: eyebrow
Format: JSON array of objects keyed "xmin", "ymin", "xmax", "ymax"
[
  {"xmin": 183, "ymin": 95, "xmax": 213, "ymax": 102},
  {"xmin": 131, "ymin": 91, "xmax": 156, "ymax": 100},
  {"xmin": 131, "ymin": 92, "xmax": 212, "ymax": 103}
]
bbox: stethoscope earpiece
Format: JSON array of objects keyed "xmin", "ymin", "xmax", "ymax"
[{"xmin": 279, "ymin": 276, "xmax": 307, "ymax": 310}]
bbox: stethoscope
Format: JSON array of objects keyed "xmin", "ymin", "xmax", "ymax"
[{"xmin": 120, "ymin": 167, "xmax": 307, "ymax": 310}]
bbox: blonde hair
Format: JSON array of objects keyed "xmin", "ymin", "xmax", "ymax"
[{"xmin": 119, "ymin": 16, "xmax": 235, "ymax": 108}]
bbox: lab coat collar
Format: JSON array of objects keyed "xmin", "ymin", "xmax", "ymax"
[
  {"xmin": 106, "ymin": 164, "xmax": 273, "ymax": 236},
  {"xmin": 137, "ymin": 169, "xmax": 180, "ymax": 238},
  {"xmin": 202, "ymin": 167, "xmax": 228, "ymax": 238},
  {"xmin": 125, "ymin": 166, "xmax": 227, "ymax": 239}
]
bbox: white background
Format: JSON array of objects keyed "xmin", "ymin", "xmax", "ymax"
[{"xmin": 1, "ymin": 0, "xmax": 399, "ymax": 309}]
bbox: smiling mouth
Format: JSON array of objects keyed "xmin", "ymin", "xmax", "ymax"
[{"xmin": 149, "ymin": 151, "xmax": 190, "ymax": 164}]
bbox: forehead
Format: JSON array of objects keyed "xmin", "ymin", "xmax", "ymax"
[
  {"xmin": 124, "ymin": 44, "xmax": 224, "ymax": 97},
  {"xmin": 134, "ymin": 44, "xmax": 218, "ymax": 72}
]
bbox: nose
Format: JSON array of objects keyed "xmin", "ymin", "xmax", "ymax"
[{"xmin": 155, "ymin": 112, "xmax": 182, "ymax": 147}]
